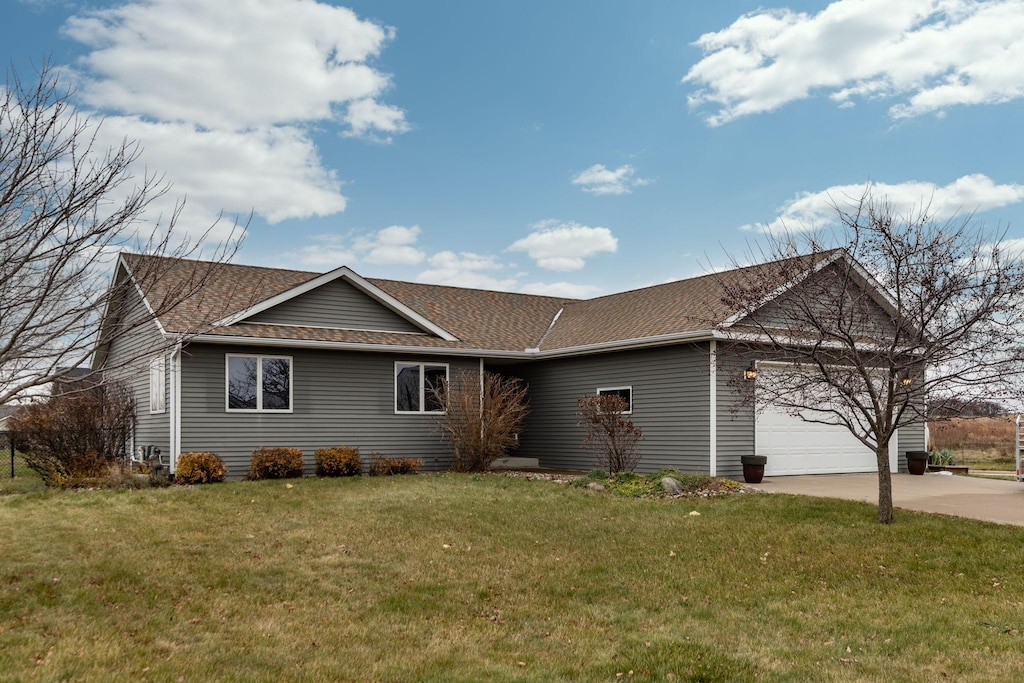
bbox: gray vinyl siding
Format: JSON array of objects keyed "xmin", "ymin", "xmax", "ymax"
[
  {"xmin": 742, "ymin": 263, "xmax": 900, "ymax": 339},
  {"xmin": 243, "ymin": 278, "xmax": 423, "ymax": 333},
  {"xmin": 715, "ymin": 350, "xmax": 754, "ymax": 479},
  {"xmin": 897, "ymin": 421, "xmax": 927, "ymax": 472},
  {"xmin": 509, "ymin": 344, "xmax": 712, "ymax": 474},
  {"xmin": 179, "ymin": 343, "xmax": 478, "ymax": 477},
  {"xmin": 102, "ymin": 287, "xmax": 171, "ymax": 458}
]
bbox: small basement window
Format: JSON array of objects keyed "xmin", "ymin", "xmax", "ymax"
[
  {"xmin": 597, "ymin": 386, "xmax": 633, "ymax": 414},
  {"xmin": 395, "ymin": 362, "xmax": 448, "ymax": 413},
  {"xmin": 226, "ymin": 354, "xmax": 292, "ymax": 412}
]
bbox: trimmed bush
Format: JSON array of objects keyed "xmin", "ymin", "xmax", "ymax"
[
  {"xmin": 367, "ymin": 452, "xmax": 422, "ymax": 476},
  {"xmin": 175, "ymin": 452, "xmax": 228, "ymax": 484},
  {"xmin": 248, "ymin": 447, "xmax": 304, "ymax": 480},
  {"xmin": 315, "ymin": 447, "xmax": 362, "ymax": 477}
]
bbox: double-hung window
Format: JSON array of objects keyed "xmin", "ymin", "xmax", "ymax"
[
  {"xmin": 395, "ymin": 362, "xmax": 448, "ymax": 413},
  {"xmin": 149, "ymin": 356, "xmax": 166, "ymax": 414},
  {"xmin": 226, "ymin": 354, "xmax": 292, "ymax": 412},
  {"xmin": 597, "ymin": 386, "xmax": 633, "ymax": 414}
]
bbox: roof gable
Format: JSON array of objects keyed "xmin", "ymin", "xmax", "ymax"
[
  {"xmin": 240, "ymin": 277, "xmax": 424, "ymax": 333},
  {"xmin": 226, "ymin": 266, "xmax": 455, "ymax": 339},
  {"xmin": 738, "ymin": 261, "xmax": 900, "ymax": 339}
]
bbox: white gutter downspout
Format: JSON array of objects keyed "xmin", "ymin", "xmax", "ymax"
[
  {"xmin": 169, "ymin": 342, "xmax": 182, "ymax": 473},
  {"xmin": 709, "ymin": 340, "xmax": 717, "ymax": 477}
]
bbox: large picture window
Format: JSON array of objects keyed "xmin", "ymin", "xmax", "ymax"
[
  {"xmin": 395, "ymin": 362, "xmax": 448, "ymax": 413},
  {"xmin": 227, "ymin": 354, "xmax": 292, "ymax": 412},
  {"xmin": 597, "ymin": 386, "xmax": 633, "ymax": 414},
  {"xmin": 149, "ymin": 356, "xmax": 166, "ymax": 414}
]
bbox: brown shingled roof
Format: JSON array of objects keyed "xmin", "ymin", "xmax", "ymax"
[
  {"xmin": 121, "ymin": 253, "xmax": 572, "ymax": 352},
  {"xmin": 538, "ymin": 252, "xmax": 836, "ymax": 350},
  {"xmin": 120, "ymin": 250, "xmax": 836, "ymax": 354},
  {"xmin": 368, "ymin": 278, "xmax": 570, "ymax": 351}
]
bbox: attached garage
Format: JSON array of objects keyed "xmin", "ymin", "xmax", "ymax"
[{"xmin": 755, "ymin": 366, "xmax": 898, "ymax": 476}]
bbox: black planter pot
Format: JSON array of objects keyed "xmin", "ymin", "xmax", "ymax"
[
  {"xmin": 906, "ymin": 450, "xmax": 929, "ymax": 476},
  {"xmin": 741, "ymin": 455, "xmax": 767, "ymax": 484}
]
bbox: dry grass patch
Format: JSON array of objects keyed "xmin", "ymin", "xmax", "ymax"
[
  {"xmin": 929, "ymin": 416, "xmax": 1017, "ymax": 469},
  {"xmin": 1, "ymin": 475, "xmax": 1022, "ymax": 681}
]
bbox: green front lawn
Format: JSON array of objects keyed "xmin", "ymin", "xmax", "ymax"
[{"xmin": 1, "ymin": 475, "xmax": 1022, "ymax": 681}]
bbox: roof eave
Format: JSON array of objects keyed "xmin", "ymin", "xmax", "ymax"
[{"xmin": 189, "ymin": 328, "xmax": 722, "ymax": 359}]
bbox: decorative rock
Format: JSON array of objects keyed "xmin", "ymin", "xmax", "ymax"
[
  {"xmin": 661, "ymin": 476, "xmax": 683, "ymax": 496},
  {"xmin": 587, "ymin": 482, "xmax": 606, "ymax": 492}
]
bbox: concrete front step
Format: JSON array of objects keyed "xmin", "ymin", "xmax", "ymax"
[{"xmin": 489, "ymin": 457, "xmax": 540, "ymax": 470}]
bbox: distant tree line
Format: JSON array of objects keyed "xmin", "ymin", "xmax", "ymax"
[{"xmin": 927, "ymin": 398, "xmax": 1006, "ymax": 419}]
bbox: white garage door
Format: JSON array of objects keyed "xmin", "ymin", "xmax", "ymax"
[{"xmin": 757, "ymin": 404, "xmax": 882, "ymax": 475}]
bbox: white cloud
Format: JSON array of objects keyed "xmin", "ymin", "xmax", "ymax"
[
  {"xmin": 54, "ymin": 0, "xmax": 411, "ymax": 242},
  {"xmin": 684, "ymin": 0, "xmax": 1024, "ymax": 125},
  {"xmin": 416, "ymin": 251, "xmax": 517, "ymax": 291},
  {"xmin": 751, "ymin": 174, "xmax": 1024, "ymax": 233},
  {"xmin": 291, "ymin": 246, "xmax": 358, "ymax": 268},
  {"xmin": 343, "ymin": 99, "xmax": 411, "ymax": 142},
  {"xmin": 520, "ymin": 281, "xmax": 601, "ymax": 298},
  {"xmin": 95, "ymin": 117, "xmax": 346, "ymax": 232},
  {"xmin": 354, "ymin": 225, "xmax": 425, "ymax": 264},
  {"xmin": 571, "ymin": 164, "xmax": 650, "ymax": 195},
  {"xmin": 281, "ymin": 230, "xmax": 610, "ymax": 296},
  {"xmin": 63, "ymin": 0, "xmax": 402, "ymax": 134},
  {"xmin": 508, "ymin": 220, "xmax": 618, "ymax": 271}
]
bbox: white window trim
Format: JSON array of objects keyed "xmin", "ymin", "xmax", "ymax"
[
  {"xmin": 149, "ymin": 356, "xmax": 166, "ymax": 414},
  {"xmin": 225, "ymin": 353, "xmax": 294, "ymax": 413},
  {"xmin": 597, "ymin": 385, "xmax": 633, "ymax": 414},
  {"xmin": 394, "ymin": 361, "xmax": 449, "ymax": 415}
]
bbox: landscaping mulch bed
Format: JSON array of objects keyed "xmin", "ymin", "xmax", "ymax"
[{"xmin": 491, "ymin": 469, "xmax": 758, "ymax": 498}]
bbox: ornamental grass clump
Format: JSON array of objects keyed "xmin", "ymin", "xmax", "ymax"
[
  {"xmin": 175, "ymin": 452, "xmax": 228, "ymax": 484},
  {"xmin": 315, "ymin": 446, "xmax": 362, "ymax": 477},
  {"xmin": 248, "ymin": 447, "xmax": 304, "ymax": 480}
]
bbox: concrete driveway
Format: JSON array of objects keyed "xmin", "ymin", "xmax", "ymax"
[{"xmin": 750, "ymin": 473, "xmax": 1024, "ymax": 526}]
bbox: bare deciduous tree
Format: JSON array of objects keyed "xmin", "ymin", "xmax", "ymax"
[
  {"xmin": 717, "ymin": 193, "xmax": 1024, "ymax": 524},
  {"xmin": 433, "ymin": 370, "xmax": 529, "ymax": 472},
  {"xmin": 0, "ymin": 60, "xmax": 243, "ymax": 406},
  {"xmin": 577, "ymin": 394, "xmax": 644, "ymax": 474}
]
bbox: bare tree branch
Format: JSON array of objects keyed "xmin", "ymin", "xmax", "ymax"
[
  {"xmin": 0, "ymin": 60, "xmax": 244, "ymax": 405},
  {"xmin": 716, "ymin": 191, "xmax": 1024, "ymax": 524}
]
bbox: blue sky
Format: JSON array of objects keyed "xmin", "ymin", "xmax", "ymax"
[{"xmin": 6, "ymin": 0, "xmax": 1024, "ymax": 297}]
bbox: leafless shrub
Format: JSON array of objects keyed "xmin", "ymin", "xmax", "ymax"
[
  {"xmin": 10, "ymin": 382, "xmax": 136, "ymax": 487},
  {"xmin": 433, "ymin": 370, "xmax": 529, "ymax": 472},
  {"xmin": 577, "ymin": 394, "xmax": 643, "ymax": 474}
]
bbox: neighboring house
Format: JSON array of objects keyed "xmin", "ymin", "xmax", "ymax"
[
  {"xmin": 0, "ymin": 405, "xmax": 18, "ymax": 433},
  {"xmin": 93, "ymin": 251, "xmax": 926, "ymax": 479},
  {"xmin": 51, "ymin": 367, "xmax": 103, "ymax": 397}
]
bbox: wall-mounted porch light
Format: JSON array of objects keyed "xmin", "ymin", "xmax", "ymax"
[
  {"xmin": 900, "ymin": 373, "xmax": 913, "ymax": 386},
  {"xmin": 744, "ymin": 363, "xmax": 758, "ymax": 380}
]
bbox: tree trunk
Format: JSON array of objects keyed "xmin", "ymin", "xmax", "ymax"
[{"xmin": 876, "ymin": 446, "xmax": 894, "ymax": 524}]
